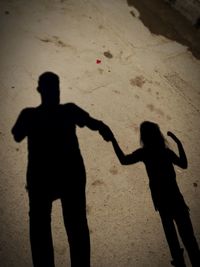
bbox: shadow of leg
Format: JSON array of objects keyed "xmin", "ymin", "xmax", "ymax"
[
  {"xmin": 159, "ymin": 212, "xmax": 186, "ymax": 267},
  {"xmin": 29, "ymin": 193, "xmax": 55, "ymax": 267},
  {"xmin": 175, "ymin": 209, "xmax": 200, "ymax": 267},
  {"xmin": 61, "ymin": 194, "xmax": 90, "ymax": 267}
]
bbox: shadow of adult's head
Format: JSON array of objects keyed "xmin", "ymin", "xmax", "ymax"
[
  {"xmin": 37, "ymin": 72, "xmax": 60, "ymax": 106},
  {"xmin": 140, "ymin": 121, "xmax": 167, "ymax": 150}
]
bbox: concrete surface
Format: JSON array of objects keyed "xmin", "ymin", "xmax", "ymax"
[{"xmin": 0, "ymin": 0, "xmax": 200, "ymax": 266}]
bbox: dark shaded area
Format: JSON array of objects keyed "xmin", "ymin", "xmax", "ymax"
[
  {"xmin": 109, "ymin": 121, "xmax": 200, "ymax": 267},
  {"xmin": 193, "ymin": 182, "xmax": 198, "ymax": 188},
  {"xmin": 195, "ymin": 17, "xmax": 200, "ymax": 29},
  {"xmin": 103, "ymin": 51, "xmax": 113, "ymax": 59},
  {"xmin": 11, "ymin": 72, "xmax": 110, "ymax": 267},
  {"xmin": 127, "ymin": 0, "xmax": 200, "ymax": 59}
]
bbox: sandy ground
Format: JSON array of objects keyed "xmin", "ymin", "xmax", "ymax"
[{"xmin": 0, "ymin": 0, "xmax": 200, "ymax": 266}]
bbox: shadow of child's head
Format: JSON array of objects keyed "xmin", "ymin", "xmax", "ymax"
[{"xmin": 140, "ymin": 121, "xmax": 166, "ymax": 149}]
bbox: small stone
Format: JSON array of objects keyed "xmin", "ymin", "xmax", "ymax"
[
  {"xmin": 103, "ymin": 51, "xmax": 113, "ymax": 59},
  {"xmin": 193, "ymin": 182, "xmax": 198, "ymax": 187}
]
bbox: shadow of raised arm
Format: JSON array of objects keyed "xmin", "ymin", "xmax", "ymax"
[{"xmin": 167, "ymin": 131, "xmax": 188, "ymax": 169}]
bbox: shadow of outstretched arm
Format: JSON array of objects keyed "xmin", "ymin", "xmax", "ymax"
[
  {"xmin": 84, "ymin": 116, "xmax": 112, "ymax": 142},
  {"xmin": 111, "ymin": 135, "xmax": 142, "ymax": 165}
]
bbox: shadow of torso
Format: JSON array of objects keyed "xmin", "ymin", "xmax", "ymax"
[
  {"xmin": 142, "ymin": 147, "xmax": 187, "ymax": 213},
  {"xmin": 22, "ymin": 103, "xmax": 88, "ymax": 199}
]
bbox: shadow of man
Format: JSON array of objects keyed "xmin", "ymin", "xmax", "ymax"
[
  {"xmin": 109, "ymin": 121, "xmax": 200, "ymax": 267},
  {"xmin": 11, "ymin": 72, "xmax": 110, "ymax": 267}
]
